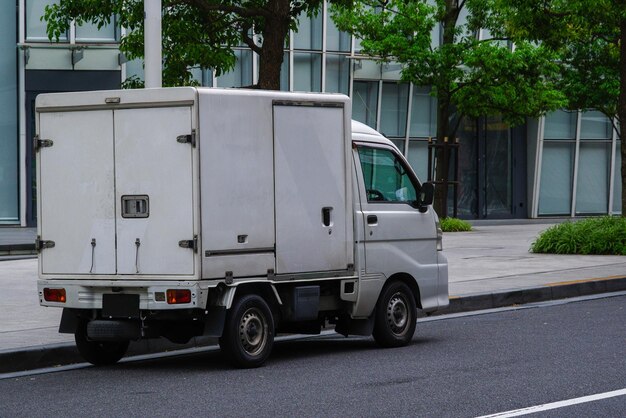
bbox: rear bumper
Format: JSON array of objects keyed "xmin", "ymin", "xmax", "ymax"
[{"xmin": 37, "ymin": 279, "xmax": 215, "ymax": 311}]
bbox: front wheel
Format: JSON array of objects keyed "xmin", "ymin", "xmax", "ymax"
[
  {"xmin": 219, "ymin": 294, "xmax": 274, "ymax": 368},
  {"xmin": 75, "ymin": 323, "xmax": 129, "ymax": 366},
  {"xmin": 372, "ymin": 281, "xmax": 417, "ymax": 347}
]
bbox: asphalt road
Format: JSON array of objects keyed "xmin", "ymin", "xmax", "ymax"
[{"xmin": 1, "ymin": 295, "xmax": 624, "ymax": 417}]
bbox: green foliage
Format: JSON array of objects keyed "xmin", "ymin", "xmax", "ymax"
[
  {"xmin": 494, "ymin": 0, "xmax": 626, "ymax": 215},
  {"xmin": 494, "ymin": 0, "xmax": 622, "ymax": 118},
  {"xmin": 331, "ymin": 0, "xmax": 566, "ymax": 129},
  {"xmin": 42, "ymin": 0, "xmax": 331, "ymax": 88},
  {"xmin": 44, "ymin": 0, "xmax": 239, "ymax": 87},
  {"xmin": 440, "ymin": 217, "xmax": 472, "ymax": 232},
  {"xmin": 531, "ymin": 217, "xmax": 626, "ymax": 255},
  {"xmin": 331, "ymin": 0, "xmax": 567, "ymax": 217}
]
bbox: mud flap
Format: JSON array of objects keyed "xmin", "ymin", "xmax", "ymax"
[
  {"xmin": 59, "ymin": 308, "xmax": 80, "ymax": 334},
  {"xmin": 203, "ymin": 306, "xmax": 226, "ymax": 337},
  {"xmin": 335, "ymin": 315, "xmax": 375, "ymax": 337}
]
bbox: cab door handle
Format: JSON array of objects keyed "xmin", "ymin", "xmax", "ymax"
[{"xmin": 367, "ymin": 215, "xmax": 378, "ymax": 225}]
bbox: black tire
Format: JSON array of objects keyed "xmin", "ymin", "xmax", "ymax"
[
  {"xmin": 372, "ymin": 281, "xmax": 417, "ymax": 347},
  {"xmin": 219, "ymin": 294, "xmax": 275, "ymax": 368},
  {"xmin": 75, "ymin": 323, "xmax": 129, "ymax": 366}
]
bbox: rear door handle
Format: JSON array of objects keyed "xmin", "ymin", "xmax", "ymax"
[{"xmin": 367, "ymin": 215, "xmax": 378, "ymax": 225}]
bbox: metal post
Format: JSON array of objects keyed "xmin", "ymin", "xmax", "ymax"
[{"xmin": 144, "ymin": 0, "xmax": 162, "ymax": 88}]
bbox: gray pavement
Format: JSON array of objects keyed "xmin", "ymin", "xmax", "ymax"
[{"xmin": 1, "ymin": 221, "xmax": 625, "ymax": 373}]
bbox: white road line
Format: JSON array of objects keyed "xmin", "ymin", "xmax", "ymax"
[{"xmin": 477, "ymin": 388, "xmax": 626, "ymax": 417}]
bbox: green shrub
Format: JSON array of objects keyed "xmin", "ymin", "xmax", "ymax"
[
  {"xmin": 440, "ymin": 217, "xmax": 472, "ymax": 232},
  {"xmin": 531, "ymin": 216, "xmax": 626, "ymax": 255}
]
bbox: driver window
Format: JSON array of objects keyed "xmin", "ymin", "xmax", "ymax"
[{"xmin": 357, "ymin": 146, "xmax": 417, "ymax": 203}]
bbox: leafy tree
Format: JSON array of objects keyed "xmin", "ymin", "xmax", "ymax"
[
  {"xmin": 493, "ymin": 0, "xmax": 625, "ymax": 216},
  {"xmin": 332, "ymin": 0, "xmax": 566, "ymax": 217},
  {"xmin": 43, "ymin": 0, "xmax": 334, "ymax": 89}
]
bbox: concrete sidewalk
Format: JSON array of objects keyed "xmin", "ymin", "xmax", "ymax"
[{"xmin": 1, "ymin": 221, "xmax": 625, "ymax": 374}]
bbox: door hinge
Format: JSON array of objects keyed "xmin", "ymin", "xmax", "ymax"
[
  {"xmin": 35, "ymin": 236, "xmax": 55, "ymax": 252},
  {"xmin": 33, "ymin": 135, "xmax": 53, "ymax": 152},
  {"xmin": 178, "ymin": 235, "xmax": 198, "ymax": 253},
  {"xmin": 176, "ymin": 129, "xmax": 196, "ymax": 147}
]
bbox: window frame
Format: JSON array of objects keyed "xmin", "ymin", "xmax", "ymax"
[{"xmin": 355, "ymin": 142, "xmax": 422, "ymax": 206}]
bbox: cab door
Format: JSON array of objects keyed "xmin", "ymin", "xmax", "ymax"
[{"xmin": 353, "ymin": 143, "xmax": 439, "ymax": 284}]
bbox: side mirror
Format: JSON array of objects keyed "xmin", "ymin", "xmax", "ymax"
[{"xmin": 417, "ymin": 182, "xmax": 434, "ymax": 212}]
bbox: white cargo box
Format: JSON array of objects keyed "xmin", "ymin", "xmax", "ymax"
[{"xmin": 35, "ymin": 88, "xmax": 353, "ymax": 282}]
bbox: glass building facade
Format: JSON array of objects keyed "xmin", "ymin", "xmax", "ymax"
[
  {"xmin": 0, "ymin": 1, "xmax": 623, "ymax": 229},
  {"xmin": 533, "ymin": 110, "xmax": 622, "ymax": 216},
  {"xmin": 0, "ymin": 1, "xmax": 19, "ymax": 224}
]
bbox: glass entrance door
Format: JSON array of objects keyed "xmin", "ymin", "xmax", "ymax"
[
  {"xmin": 454, "ymin": 116, "xmax": 524, "ymax": 219},
  {"xmin": 484, "ymin": 116, "xmax": 513, "ymax": 217}
]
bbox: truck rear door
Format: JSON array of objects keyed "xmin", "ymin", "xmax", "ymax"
[
  {"xmin": 114, "ymin": 106, "xmax": 195, "ymax": 275},
  {"xmin": 38, "ymin": 105, "xmax": 195, "ymax": 277},
  {"xmin": 38, "ymin": 110, "xmax": 117, "ymax": 275}
]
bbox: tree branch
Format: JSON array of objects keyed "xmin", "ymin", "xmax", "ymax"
[
  {"xmin": 240, "ymin": 21, "xmax": 262, "ymax": 54},
  {"xmin": 180, "ymin": 0, "xmax": 273, "ymax": 19}
]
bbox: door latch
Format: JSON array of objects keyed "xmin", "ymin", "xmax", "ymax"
[
  {"xmin": 35, "ymin": 236, "xmax": 55, "ymax": 252},
  {"xmin": 33, "ymin": 135, "xmax": 53, "ymax": 152},
  {"xmin": 178, "ymin": 235, "xmax": 198, "ymax": 253},
  {"xmin": 176, "ymin": 130, "xmax": 196, "ymax": 147}
]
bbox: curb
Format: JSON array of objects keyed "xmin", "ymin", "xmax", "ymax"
[
  {"xmin": 0, "ymin": 336, "xmax": 218, "ymax": 375},
  {"xmin": 442, "ymin": 276, "xmax": 626, "ymax": 314},
  {"xmin": 1, "ymin": 276, "xmax": 625, "ymax": 375}
]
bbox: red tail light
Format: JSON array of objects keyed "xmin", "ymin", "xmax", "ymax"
[
  {"xmin": 43, "ymin": 288, "xmax": 66, "ymax": 303},
  {"xmin": 166, "ymin": 289, "xmax": 191, "ymax": 304}
]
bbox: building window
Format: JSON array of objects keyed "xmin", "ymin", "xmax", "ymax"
[
  {"xmin": 538, "ymin": 110, "xmax": 577, "ymax": 215},
  {"xmin": 407, "ymin": 141, "xmax": 429, "ymax": 181},
  {"xmin": 580, "ymin": 110, "xmax": 612, "ymax": 139},
  {"xmin": 216, "ymin": 49, "xmax": 253, "ymax": 88},
  {"xmin": 294, "ymin": 13, "xmax": 322, "ymax": 51},
  {"xmin": 613, "ymin": 141, "xmax": 622, "ymax": 214},
  {"xmin": 0, "ymin": 0, "xmax": 19, "ymax": 223},
  {"xmin": 380, "ymin": 82, "xmax": 409, "ymax": 138},
  {"xmin": 325, "ymin": 54, "xmax": 349, "ymax": 95},
  {"xmin": 539, "ymin": 142, "xmax": 575, "ymax": 215},
  {"xmin": 544, "ymin": 110, "xmax": 576, "ymax": 140},
  {"xmin": 575, "ymin": 111, "xmax": 612, "ymax": 214},
  {"xmin": 410, "ymin": 86, "xmax": 437, "ymax": 138},
  {"xmin": 293, "ymin": 52, "xmax": 322, "ymax": 92},
  {"xmin": 352, "ymin": 80, "xmax": 379, "ymax": 129},
  {"xmin": 280, "ymin": 52, "xmax": 289, "ymax": 91},
  {"xmin": 75, "ymin": 20, "xmax": 118, "ymax": 43},
  {"xmin": 405, "ymin": 86, "xmax": 437, "ymax": 184},
  {"xmin": 576, "ymin": 142, "xmax": 611, "ymax": 214},
  {"xmin": 326, "ymin": 16, "xmax": 351, "ymax": 52},
  {"xmin": 27, "ymin": 0, "xmax": 67, "ymax": 41}
]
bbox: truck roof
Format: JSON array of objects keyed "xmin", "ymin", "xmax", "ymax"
[{"xmin": 351, "ymin": 120, "xmax": 399, "ymax": 151}]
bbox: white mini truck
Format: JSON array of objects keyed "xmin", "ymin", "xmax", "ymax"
[{"xmin": 35, "ymin": 87, "xmax": 448, "ymax": 368}]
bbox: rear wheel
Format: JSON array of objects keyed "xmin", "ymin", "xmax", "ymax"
[
  {"xmin": 219, "ymin": 294, "xmax": 274, "ymax": 368},
  {"xmin": 75, "ymin": 323, "xmax": 129, "ymax": 366},
  {"xmin": 372, "ymin": 281, "xmax": 417, "ymax": 347}
]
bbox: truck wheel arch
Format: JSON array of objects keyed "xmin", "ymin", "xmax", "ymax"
[
  {"xmin": 386, "ymin": 273, "xmax": 422, "ymax": 310},
  {"xmin": 215, "ymin": 282, "xmax": 282, "ymax": 312}
]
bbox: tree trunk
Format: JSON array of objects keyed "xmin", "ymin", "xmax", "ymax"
[
  {"xmin": 257, "ymin": 0, "xmax": 291, "ymax": 90},
  {"xmin": 432, "ymin": 0, "xmax": 461, "ymax": 218},
  {"xmin": 433, "ymin": 97, "xmax": 451, "ymax": 218},
  {"xmin": 617, "ymin": 18, "xmax": 626, "ymax": 217}
]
